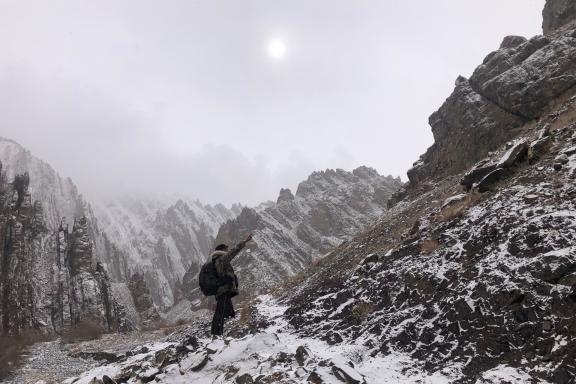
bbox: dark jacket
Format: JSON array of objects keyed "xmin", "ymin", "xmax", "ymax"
[{"xmin": 211, "ymin": 242, "xmax": 246, "ymax": 297}]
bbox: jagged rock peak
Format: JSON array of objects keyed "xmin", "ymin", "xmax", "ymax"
[
  {"xmin": 296, "ymin": 166, "xmax": 391, "ymax": 199},
  {"xmin": 68, "ymin": 216, "xmax": 93, "ymax": 274},
  {"xmin": 207, "ymin": 167, "xmax": 402, "ymax": 303},
  {"xmin": 277, "ymin": 188, "xmax": 295, "ymax": 204},
  {"xmin": 543, "ymin": 0, "xmax": 576, "ymax": 35},
  {"xmin": 499, "ymin": 35, "xmax": 528, "ymax": 49},
  {"xmin": 0, "ymin": 170, "xmax": 130, "ymax": 336}
]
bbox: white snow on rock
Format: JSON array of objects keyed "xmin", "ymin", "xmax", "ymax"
[
  {"xmin": 93, "ymin": 196, "xmax": 240, "ymax": 307},
  {"xmin": 475, "ymin": 365, "xmax": 552, "ymax": 384},
  {"xmin": 67, "ymin": 295, "xmax": 468, "ymax": 384}
]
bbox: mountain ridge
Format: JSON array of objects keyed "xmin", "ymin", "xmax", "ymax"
[{"xmin": 44, "ymin": 2, "xmax": 576, "ymax": 383}]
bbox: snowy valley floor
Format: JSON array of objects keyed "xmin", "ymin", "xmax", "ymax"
[{"xmin": 4, "ymin": 296, "xmax": 547, "ymax": 384}]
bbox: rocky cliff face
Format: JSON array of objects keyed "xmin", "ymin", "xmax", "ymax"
[
  {"xmin": 0, "ymin": 137, "xmax": 131, "ymax": 285},
  {"xmin": 127, "ymin": 272, "xmax": 161, "ymax": 326},
  {"xmin": 0, "ymin": 164, "xmax": 130, "ymax": 336},
  {"xmin": 0, "ymin": 136, "xmax": 241, "ymax": 322},
  {"xmin": 543, "ymin": 0, "xmax": 576, "ymax": 35},
  {"xmin": 195, "ymin": 167, "xmax": 402, "ymax": 301},
  {"xmin": 407, "ymin": 12, "xmax": 576, "ymax": 186},
  {"xmin": 94, "ymin": 198, "xmax": 241, "ymax": 308}
]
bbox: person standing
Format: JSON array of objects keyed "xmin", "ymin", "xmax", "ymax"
[{"xmin": 208, "ymin": 234, "xmax": 253, "ymax": 336}]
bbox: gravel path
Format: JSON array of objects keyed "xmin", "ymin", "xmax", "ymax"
[
  {"xmin": 3, "ymin": 327, "xmax": 187, "ymax": 384},
  {"xmin": 3, "ymin": 340, "xmax": 97, "ymax": 384}
]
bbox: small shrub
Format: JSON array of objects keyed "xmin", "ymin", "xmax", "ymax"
[
  {"xmin": 60, "ymin": 320, "xmax": 106, "ymax": 344},
  {"xmin": 238, "ymin": 301, "xmax": 255, "ymax": 328},
  {"xmin": 0, "ymin": 331, "xmax": 53, "ymax": 380},
  {"xmin": 140, "ymin": 318, "xmax": 171, "ymax": 332},
  {"xmin": 174, "ymin": 318, "xmax": 188, "ymax": 327},
  {"xmin": 438, "ymin": 192, "xmax": 481, "ymax": 222},
  {"xmin": 421, "ymin": 239, "xmax": 440, "ymax": 254}
]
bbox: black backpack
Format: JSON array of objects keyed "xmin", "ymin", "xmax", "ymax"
[{"xmin": 198, "ymin": 259, "xmax": 223, "ymax": 296}]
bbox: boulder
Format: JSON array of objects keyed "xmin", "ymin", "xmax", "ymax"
[
  {"xmin": 295, "ymin": 345, "xmax": 310, "ymax": 366},
  {"xmin": 556, "ymin": 153, "xmax": 570, "ymax": 164},
  {"xmin": 308, "ymin": 372, "xmax": 324, "ymax": 384},
  {"xmin": 529, "ymin": 137, "xmax": 551, "ymax": 162},
  {"xmin": 331, "ymin": 365, "xmax": 365, "ymax": 384},
  {"xmin": 461, "ymin": 161, "xmax": 498, "ymax": 190},
  {"xmin": 137, "ymin": 367, "xmax": 159, "ymax": 383},
  {"xmin": 102, "ymin": 376, "xmax": 117, "ymax": 384},
  {"xmin": 558, "ymin": 272, "xmax": 576, "ymax": 286},
  {"xmin": 476, "ymin": 168, "xmax": 512, "ymax": 193},
  {"xmin": 497, "ymin": 140, "xmax": 529, "ymax": 168},
  {"xmin": 500, "ymin": 36, "xmax": 528, "ymax": 49},
  {"xmin": 180, "ymin": 352, "xmax": 209, "ymax": 372},
  {"xmin": 561, "ymin": 145, "xmax": 576, "ymax": 155},
  {"xmin": 523, "ymin": 194, "xmax": 540, "ymax": 203},
  {"xmin": 236, "ymin": 373, "xmax": 255, "ymax": 384},
  {"xmin": 361, "ymin": 253, "xmax": 380, "ymax": 265}
]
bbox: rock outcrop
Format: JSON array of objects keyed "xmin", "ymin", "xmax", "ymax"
[
  {"xmin": 407, "ymin": 76, "xmax": 523, "ymax": 184},
  {"xmin": 128, "ymin": 272, "xmax": 161, "ymax": 325},
  {"xmin": 408, "ymin": 9, "xmax": 576, "ymax": 185},
  {"xmin": 543, "ymin": 0, "xmax": 576, "ymax": 35},
  {"xmin": 0, "ymin": 136, "xmax": 132, "ymax": 299},
  {"xmin": 0, "ymin": 165, "xmax": 130, "ymax": 336}
]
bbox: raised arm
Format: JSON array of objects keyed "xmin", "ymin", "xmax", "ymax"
[{"xmin": 223, "ymin": 234, "xmax": 253, "ymax": 263}]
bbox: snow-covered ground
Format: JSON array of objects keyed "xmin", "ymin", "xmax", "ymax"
[{"xmin": 60, "ymin": 295, "xmax": 538, "ymax": 384}]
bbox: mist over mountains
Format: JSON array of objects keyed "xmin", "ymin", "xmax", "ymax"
[{"xmin": 4, "ymin": 1, "xmax": 576, "ymax": 383}]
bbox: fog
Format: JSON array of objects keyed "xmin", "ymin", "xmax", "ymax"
[{"xmin": 0, "ymin": 0, "xmax": 544, "ymax": 206}]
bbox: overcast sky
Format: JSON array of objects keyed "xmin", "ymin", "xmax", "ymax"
[{"xmin": 0, "ymin": 0, "xmax": 544, "ymax": 206}]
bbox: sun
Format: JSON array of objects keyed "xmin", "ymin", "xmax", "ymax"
[{"xmin": 268, "ymin": 39, "xmax": 287, "ymax": 59}]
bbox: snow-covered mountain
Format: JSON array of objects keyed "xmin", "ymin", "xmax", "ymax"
[
  {"xmin": 0, "ymin": 137, "xmax": 86, "ymax": 229},
  {"xmin": 0, "ymin": 136, "xmax": 132, "ymax": 286},
  {"xmin": 0, "ymin": 136, "xmax": 244, "ymax": 320},
  {"xmin": 0, "ymin": 148, "xmax": 132, "ymax": 336},
  {"xmin": 193, "ymin": 167, "xmax": 403, "ymax": 301},
  {"xmin": 44, "ymin": 2, "xmax": 576, "ymax": 383},
  {"xmin": 93, "ymin": 198, "xmax": 241, "ymax": 308}
]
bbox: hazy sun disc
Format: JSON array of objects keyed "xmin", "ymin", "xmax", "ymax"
[{"xmin": 268, "ymin": 39, "xmax": 286, "ymax": 59}]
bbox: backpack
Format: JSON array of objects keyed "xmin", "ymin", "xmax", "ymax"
[{"xmin": 198, "ymin": 259, "xmax": 224, "ymax": 296}]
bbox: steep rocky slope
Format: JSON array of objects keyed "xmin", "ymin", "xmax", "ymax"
[
  {"xmin": 188, "ymin": 167, "xmax": 402, "ymax": 302},
  {"xmin": 54, "ymin": 2, "xmax": 576, "ymax": 383},
  {"xmin": 94, "ymin": 198, "xmax": 240, "ymax": 308},
  {"xmin": 281, "ymin": 7, "xmax": 576, "ymax": 383}
]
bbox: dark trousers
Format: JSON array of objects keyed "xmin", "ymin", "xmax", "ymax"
[{"xmin": 211, "ymin": 294, "xmax": 235, "ymax": 336}]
